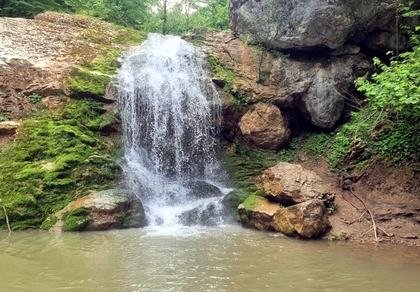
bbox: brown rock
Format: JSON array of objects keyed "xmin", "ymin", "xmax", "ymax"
[
  {"xmin": 239, "ymin": 103, "xmax": 290, "ymax": 150},
  {"xmin": 262, "ymin": 162, "xmax": 334, "ymax": 206},
  {"xmin": 238, "ymin": 196, "xmax": 281, "ymax": 230},
  {"xmin": 49, "ymin": 189, "xmax": 147, "ymax": 232},
  {"xmin": 0, "ymin": 121, "xmax": 20, "ymax": 135},
  {"xmin": 271, "ymin": 199, "xmax": 330, "ymax": 238}
]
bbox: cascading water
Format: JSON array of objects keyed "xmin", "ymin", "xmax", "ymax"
[{"xmin": 116, "ymin": 33, "xmax": 228, "ymax": 227}]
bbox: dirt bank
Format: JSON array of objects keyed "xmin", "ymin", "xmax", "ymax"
[{"xmin": 299, "ymin": 156, "xmax": 420, "ymax": 247}]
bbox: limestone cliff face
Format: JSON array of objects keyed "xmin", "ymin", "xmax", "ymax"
[
  {"xmin": 230, "ymin": 0, "xmax": 409, "ymax": 53},
  {"xmin": 186, "ymin": 28, "xmax": 371, "ymax": 140},
  {"xmin": 0, "ymin": 12, "xmax": 135, "ymax": 122}
]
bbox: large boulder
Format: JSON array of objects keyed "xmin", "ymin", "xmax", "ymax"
[
  {"xmin": 239, "ymin": 103, "xmax": 290, "ymax": 150},
  {"xmin": 46, "ymin": 189, "xmax": 147, "ymax": 232},
  {"xmin": 262, "ymin": 162, "xmax": 334, "ymax": 206},
  {"xmin": 271, "ymin": 199, "xmax": 330, "ymax": 238},
  {"xmin": 269, "ymin": 54, "xmax": 371, "ymax": 129},
  {"xmin": 238, "ymin": 195, "xmax": 281, "ymax": 230},
  {"xmin": 230, "ymin": 0, "xmax": 402, "ymax": 52}
]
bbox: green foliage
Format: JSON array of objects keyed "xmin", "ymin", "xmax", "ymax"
[
  {"xmin": 0, "ymin": 0, "xmax": 71, "ymax": 18},
  {"xmin": 0, "ymin": 112, "xmax": 8, "ymax": 122},
  {"xmin": 27, "ymin": 93, "xmax": 43, "ymax": 104},
  {"xmin": 0, "ymin": 100, "xmax": 121, "ymax": 230},
  {"xmin": 327, "ymin": 2, "xmax": 420, "ymax": 170},
  {"xmin": 302, "ymin": 133, "xmax": 333, "ymax": 159}
]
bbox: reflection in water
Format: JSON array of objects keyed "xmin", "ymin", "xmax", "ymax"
[{"xmin": 1, "ymin": 226, "xmax": 419, "ymax": 292}]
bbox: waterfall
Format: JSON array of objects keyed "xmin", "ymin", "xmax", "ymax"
[{"xmin": 116, "ymin": 34, "xmax": 227, "ymax": 227}]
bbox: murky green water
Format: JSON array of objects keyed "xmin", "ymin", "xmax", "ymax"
[{"xmin": 1, "ymin": 226, "xmax": 419, "ymax": 292}]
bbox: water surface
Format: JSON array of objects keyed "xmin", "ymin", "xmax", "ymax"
[{"xmin": 1, "ymin": 226, "xmax": 419, "ymax": 292}]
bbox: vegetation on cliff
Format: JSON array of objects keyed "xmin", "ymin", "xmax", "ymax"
[{"xmin": 329, "ymin": 5, "xmax": 420, "ymax": 171}]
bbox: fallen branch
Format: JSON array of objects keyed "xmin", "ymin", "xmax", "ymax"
[
  {"xmin": 2, "ymin": 206, "xmax": 11, "ymax": 236},
  {"xmin": 349, "ymin": 189, "xmax": 378, "ymax": 243},
  {"xmin": 340, "ymin": 191, "xmax": 364, "ymax": 213},
  {"xmin": 347, "ymin": 211, "xmax": 367, "ymax": 225}
]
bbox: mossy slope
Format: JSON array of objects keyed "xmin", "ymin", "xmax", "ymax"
[{"xmin": 0, "ymin": 99, "xmax": 121, "ymax": 230}]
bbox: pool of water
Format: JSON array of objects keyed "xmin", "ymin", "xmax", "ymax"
[{"xmin": 1, "ymin": 225, "xmax": 419, "ymax": 291}]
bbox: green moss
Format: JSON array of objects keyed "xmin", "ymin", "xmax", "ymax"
[
  {"xmin": 242, "ymin": 195, "xmax": 266, "ymax": 211},
  {"xmin": 225, "ymin": 142, "xmax": 296, "ymax": 196},
  {"xmin": 62, "ymin": 208, "xmax": 91, "ymax": 231},
  {"xmin": 0, "ymin": 100, "xmax": 121, "ymax": 230},
  {"xmin": 68, "ymin": 68, "xmax": 111, "ymax": 96},
  {"xmin": 112, "ymin": 27, "xmax": 146, "ymax": 46},
  {"xmin": 41, "ymin": 215, "xmax": 58, "ymax": 230},
  {"xmin": 209, "ymin": 55, "xmax": 236, "ymax": 83},
  {"xmin": 83, "ymin": 49, "xmax": 122, "ymax": 75},
  {"xmin": 117, "ymin": 211, "xmax": 133, "ymax": 227}
]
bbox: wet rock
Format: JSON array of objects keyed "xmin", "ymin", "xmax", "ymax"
[
  {"xmin": 238, "ymin": 196, "xmax": 281, "ymax": 230},
  {"xmin": 178, "ymin": 203, "xmax": 220, "ymax": 226},
  {"xmin": 185, "ymin": 180, "xmax": 223, "ymax": 199},
  {"xmin": 239, "ymin": 103, "xmax": 290, "ymax": 150},
  {"xmin": 271, "ymin": 199, "xmax": 330, "ymax": 238},
  {"xmin": 0, "ymin": 121, "xmax": 20, "ymax": 135},
  {"xmin": 262, "ymin": 162, "xmax": 334, "ymax": 206},
  {"xmin": 230, "ymin": 0, "xmax": 404, "ymax": 52},
  {"xmin": 48, "ymin": 189, "xmax": 147, "ymax": 232}
]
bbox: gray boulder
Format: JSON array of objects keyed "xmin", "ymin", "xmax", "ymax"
[
  {"xmin": 230, "ymin": 0, "xmax": 401, "ymax": 52},
  {"xmin": 185, "ymin": 180, "xmax": 223, "ymax": 199},
  {"xmin": 269, "ymin": 54, "xmax": 371, "ymax": 129}
]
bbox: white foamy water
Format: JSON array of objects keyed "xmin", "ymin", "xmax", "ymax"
[{"xmin": 116, "ymin": 33, "xmax": 226, "ymax": 227}]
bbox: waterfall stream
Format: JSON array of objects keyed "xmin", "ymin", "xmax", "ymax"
[{"xmin": 116, "ymin": 34, "xmax": 228, "ymax": 227}]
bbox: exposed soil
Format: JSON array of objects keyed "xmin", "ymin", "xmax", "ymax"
[{"xmin": 299, "ymin": 155, "xmax": 420, "ymax": 247}]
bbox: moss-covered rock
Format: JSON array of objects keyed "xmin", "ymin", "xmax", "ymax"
[
  {"xmin": 237, "ymin": 195, "xmax": 281, "ymax": 230},
  {"xmin": 48, "ymin": 189, "xmax": 147, "ymax": 232}
]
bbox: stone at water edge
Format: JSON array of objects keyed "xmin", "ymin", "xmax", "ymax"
[
  {"xmin": 271, "ymin": 199, "xmax": 330, "ymax": 238},
  {"xmin": 178, "ymin": 203, "xmax": 220, "ymax": 226},
  {"xmin": 238, "ymin": 196, "xmax": 281, "ymax": 230},
  {"xmin": 239, "ymin": 103, "xmax": 290, "ymax": 150},
  {"xmin": 262, "ymin": 162, "xmax": 335, "ymax": 206},
  {"xmin": 46, "ymin": 189, "xmax": 147, "ymax": 232}
]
